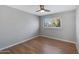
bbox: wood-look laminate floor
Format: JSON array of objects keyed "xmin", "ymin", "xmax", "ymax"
[{"xmin": 1, "ymin": 36, "xmax": 78, "ymax": 54}]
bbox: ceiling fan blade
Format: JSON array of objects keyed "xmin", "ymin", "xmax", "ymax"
[
  {"xmin": 44, "ymin": 9, "xmax": 50, "ymax": 12},
  {"xmin": 36, "ymin": 10, "xmax": 41, "ymax": 12},
  {"xmin": 36, "ymin": 5, "xmax": 50, "ymax": 12}
]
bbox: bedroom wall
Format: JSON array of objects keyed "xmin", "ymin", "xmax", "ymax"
[
  {"xmin": 0, "ymin": 6, "xmax": 39, "ymax": 49},
  {"xmin": 76, "ymin": 6, "xmax": 79, "ymax": 52},
  {"xmin": 39, "ymin": 10, "xmax": 76, "ymax": 43}
]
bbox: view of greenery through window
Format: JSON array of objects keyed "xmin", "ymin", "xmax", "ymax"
[{"xmin": 44, "ymin": 17, "xmax": 61, "ymax": 28}]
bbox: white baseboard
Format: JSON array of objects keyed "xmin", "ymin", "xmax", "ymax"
[
  {"xmin": 0, "ymin": 35, "xmax": 39, "ymax": 51},
  {"xmin": 39, "ymin": 35, "xmax": 76, "ymax": 44}
]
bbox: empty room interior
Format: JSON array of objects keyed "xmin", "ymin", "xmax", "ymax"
[{"xmin": 0, "ymin": 5, "xmax": 79, "ymax": 54}]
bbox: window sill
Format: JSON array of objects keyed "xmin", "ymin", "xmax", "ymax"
[{"xmin": 44, "ymin": 27, "xmax": 61, "ymax": 28}]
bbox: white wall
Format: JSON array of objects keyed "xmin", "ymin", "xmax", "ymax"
[
  {"xmin": 40, "ymin": 10, "xmax": 76, "ymax": 43},
  {"xmin": 76, "ymin": 6, "xmax": 79, "ymax": 52},
  {"xmin": 0, "ymin": 6, "xmax": 39, "ymax": 49}
]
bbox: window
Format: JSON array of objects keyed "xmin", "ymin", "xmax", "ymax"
[{"xmin": 44, "ymin": 17, "xmax": 61, "ymax": 28}]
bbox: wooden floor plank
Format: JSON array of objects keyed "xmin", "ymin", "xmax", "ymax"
[{"xmin": 0, "ymin": 36, "xmax": 78, "ymax": 54}]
